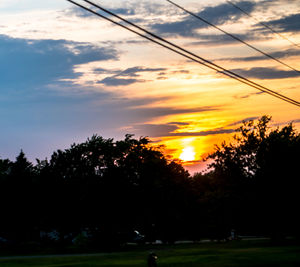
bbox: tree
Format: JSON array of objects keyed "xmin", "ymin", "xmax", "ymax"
[
  {"xmin": 35, "ymin": 134, "xmax": 192, "ymax": 244},
  {"xmin": 205, "ymin": 115, "xmax": 300, "ymax": 239},
  {"xmin": 1, "ymin": 151, "xmax": 37, "ymax": 242}
]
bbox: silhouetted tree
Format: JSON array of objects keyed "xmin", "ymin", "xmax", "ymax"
[
  {"xmin": 0, "ymin": 151, "xmax": 37, "ymax": 242},
  {"xmin": 33, "ymin": 134, "xmax": 192, "ymax": 244},
  {"xmin": 204, "ymin": 115, "xmax": 300, "ymax": 240},
  {"xmin": 1, "ymin": 117, "xmax": 299, "ymax": 247}
]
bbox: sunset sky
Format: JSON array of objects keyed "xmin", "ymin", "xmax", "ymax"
[{"xmin": 1, "ymin": 0, "xmax": 299, "ymax": 173}]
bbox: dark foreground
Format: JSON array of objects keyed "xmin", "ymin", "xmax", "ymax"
[{"xmin": 0, "ymin": 239, "xmax": 300, "ymax": 266}]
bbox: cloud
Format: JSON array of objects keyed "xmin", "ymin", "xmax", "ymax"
[
  {"xmin": 119, "ymin": 66, "xmax": 167, "ymax": 77},
  {"xmin": 151, "ymin": 1, "xmax": 256, "ymax": 37},
  {"xmin": 261, "ymin": 13, "xmax": 300, "ymax": 32},
  {"xmin": 132, "ymin": 122, "xmax": 235, "ymax": 138},
  {"xmin": 167, "ymin": 121, "xmax": 190, "ymax": 126},
  {"xmin": 108, "ymin": 105, "xmax": 220, "ymax": 126},
  {"xmin": 167, "ymin": 128, "xmax": 236, "ymax": 137},
  {"xmin": 233, "ymin": 91, "xmax": 263, "ymax": 99},
  {"xmin": 99, "ymin": 77, "xmax": 145, "ymax": 86},
  {"xmin": 227, "ymin": 117, "xmax": 259, "ymax": 126},
  {"xmin": 131, "ymin": 124, "xmax": 178, "ymax": 137},
  {"xmin": 131, "ymin": 116, "xmax": 265, "ymax": 138},
  {"xmin": 186, "ymin": 32, "xmax": 265, "ymax": 47},
  {"xmin": 108, "ymin": 8, "xmax": 136, "ymax": 16},
  {"xmin": 97, "ymin": 66, "xmax": 166, "ymax": 86},
  {"xmin": 230, "ymin": 67, "xmax": 300, "ymax": 79},
  {"xmin": 133, "ymin": 106, "xmax": 219, "ymax": 118},
  {"xmin": 171, "ymin": 70, "xmax": 191, "ymax": 74},
  {"xmin": 226, "ymin": 48, "xmax": 300, "ymax": 62},
  {"xmin": 0, "ymin": 34, "xmax": 118, "ymax": 90},
  {"xmin": 66, "ymin": 6, "xmax": 136, "ymax": 18},
  {"xmin": 196, "ymin": 1, "xmax": 255, "ymax": 25}
]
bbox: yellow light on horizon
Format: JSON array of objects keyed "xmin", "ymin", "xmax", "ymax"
[{"xmin": 179, "ymin": 146, "xmax": 196, "ymax": 162}]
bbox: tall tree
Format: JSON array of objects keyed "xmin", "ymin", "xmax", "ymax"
[{"xmin": 205, "ymin": 116, "xmax": 300, "ymax": 239}]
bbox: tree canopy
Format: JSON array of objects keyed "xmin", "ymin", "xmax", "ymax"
[
  {"xmin": 192, "ymin": 115, "xmax": 300, "ymax": 240},
  {"xmin": 0, "ymin": 116, "xmax": 299, "ymax": 248}
]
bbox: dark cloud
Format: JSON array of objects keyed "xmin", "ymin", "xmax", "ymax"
[
  {"xmin": 132, "ymin": 123, "xmax": 235, "ymax": 138},
  {"xmin": 0, "ymin": 34, "xmax": 118, "ymax": 90},
  {"xmin": 99, "ymin": 77, "xmax": 145, "ymax": 86},
  {"xmin": 186, "ymin": 31, "xmax": 265, "ymax": 47},
  {"xmin": 167, "ymin": 122, "xmax": 190, "ymax": 126},
  {"xmin": 261, "ymin": 13, "xmax": 300, "ymax": 33},
  {"xmin": 98, "ymin": 66, "xmax": 167, "ymax": 86},
  {"xmin": 227, "ymin": 48, "xmax": 300, "ymax": 62},
  {"xmin": 230, "ymin": 67, "xmax": 300, "ymax": 79},
  {"xmin": 125, "ymin": 39, "xmax": 149, "ymax": 44},
  {"xmin": 233, "ymin": 91, "xmax": 263, "ymax": 99},
  {"xmin": 152, "ymin": 1, "xmax": 255, "ymax": 37},
  {"xmin": 66, "ymin": 6, "xmax": 135, "ymax": 18},
  {"xmin": 132, "ymin": 124, "xmax": 178, "ymax": 137},
  {"xmin": 171, "ymin": 70, "xmax": 191, "ymax": 74},
  {"xmin": 158, "ymin": 71, "xmax": 167, "ymax": 75},
  {"xmin": 134, "ymin": 116, "xmax": 300, "ymax": 139},
  {"xmin": 119, "ymin": 67, "xmax": 166, "ymax": 77},
  {"xmin": 227, "ymin": 117, "xmax": 259, "ymax": 126},
  {"xmin": 167, "ymin": 128, "xmax": 236, "ymax": 137},
  {"xmin": 93, "ymin": 67, "xmax": 115, "ymax": 74},
  {"xmin": 198, "ymin": 1, "xmax": 255, "ymax": 25}
]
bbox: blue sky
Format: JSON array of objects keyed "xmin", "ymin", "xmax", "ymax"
[{"xmin": 1, "ymin": 0, "xmax": 299, "ymax": 172}]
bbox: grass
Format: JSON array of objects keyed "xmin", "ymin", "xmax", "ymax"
[{"xmin": 0, "ymin": 240, "xmax": 299, "ymax": 266}]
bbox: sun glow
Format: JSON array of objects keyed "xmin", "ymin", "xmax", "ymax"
[{"xmin": 179, "ymin": 146, "xmax": 196, "ymax": 161}]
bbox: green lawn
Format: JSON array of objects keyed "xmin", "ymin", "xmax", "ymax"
[{"xmin": 0, "ymin": 240, "xmax": 299, "ymax": 267}]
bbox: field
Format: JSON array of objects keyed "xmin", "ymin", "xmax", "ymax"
[{"xmin": 0, "ymin": 240, "xmax": 299, "ymax": 267}]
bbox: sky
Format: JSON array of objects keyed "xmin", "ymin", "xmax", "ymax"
[{"xmin": 1, "ymin": 0, "xmax": 300, "ymax": 173}]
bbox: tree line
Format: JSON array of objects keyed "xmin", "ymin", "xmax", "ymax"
[{"xmin": 0, "ymin": 116, "xmax": 299, "ymax": 248}]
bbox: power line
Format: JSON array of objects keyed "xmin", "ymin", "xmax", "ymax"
[
  {"xmin": 67, "ymin": 0, "xmax": 300, "ymax": 107},
  {"xmin": 226, "ymin": 0, "xmax": 300, "ymax": 49},
  {"xmin": 80, "ymin": 0, "xmax": 299, "ymax": 107},
  {"xmin": 166, "ymin": 0, "xmax": 300, "ymax": 74},
  {"xmin": 66, "ymin": 0, "xmax": 300, "ymax": 107}
]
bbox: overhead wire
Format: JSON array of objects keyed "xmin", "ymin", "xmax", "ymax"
[
  {"xmin": 226, "ymin": 0, "xmax": 300, "ymax": 49},
  {"xmin": 81, "ymin": 0, "xmax": 299, "ymax": 105},
  {"xmin": 81, "ymin": 0, "xmax": 300, "ymax": 107},
  {"xmin": 66, "ymin": 0, "xmax": 300, "ymax": 107},
  {"xmin": 166, "ymin": 0, "xmax": 300, "ymax": 74},
  {"xmin": 67, "ymin": 0, "xmax": 300, "ymax": 107}
]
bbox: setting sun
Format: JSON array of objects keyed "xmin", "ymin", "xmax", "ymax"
[{"xmin": 179, "ymin": 146, "xmax": 196, "ymax": 161}]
